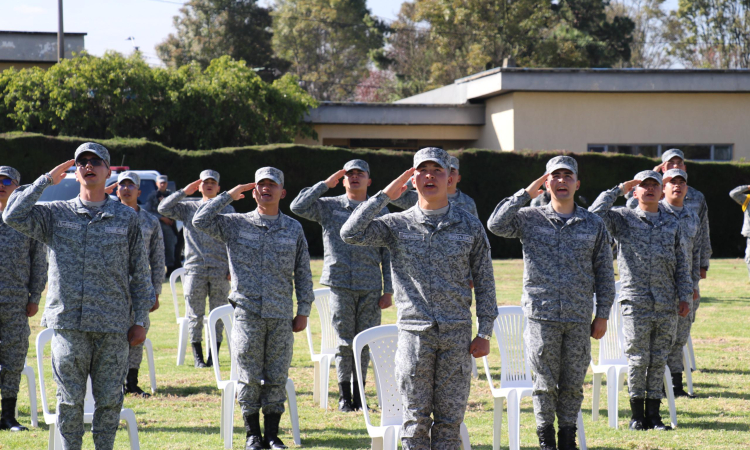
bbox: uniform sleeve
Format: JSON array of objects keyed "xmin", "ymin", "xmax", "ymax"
[
  {"xmin": 486, "ymin": 189, "xmax": 530, "ymax": 238},
  {"xmin": 192, "ymin": 192, "xmax": 234, "ymax": 243},
  {"xmin": 293, "ymin": 230, "xmax": 315, "ymax": 317},
  {"xmin": 691, "ymin": 225, "xmax": 702, "ymax": 290},
  {"xmin": 145, "ymin": 191, "xmax": 160, "ymax": 217},
  {"xmin": 389, "ymin": 188, "xmax": 418, "ymax": 210},
  {"xmin": 2, "ymin": 176, "xmax": 55, "ymax": 245},
  {"xmin": 471, "ymin": 227, "xmax": 498, "ymax": 336},
  {"xmin": 697, "ymin": 197, "xmax": 711, "ymax": 269},
  {"xmin": 729, "ymin": 185, "xmax": 750, "ymax": 207},
  {"xmin": 673, "ymin": 228, "xmax": 694, "ymax": 308},
  {"xmin": 157, "ymin": 189, "xmax": 190, "ymax": 221},
  {"xmin": 150, "ymin": 221, "xmax": 166, "ymax": 295},
  {"xmin": 592, "ymin": 222, "xmax": 616, "ymax": 319},
  {"xmin": 289, "ymin": 182, "xmax": 327, "ymax": 222},
  {"xmin": 128, "ymin": 215, "xmax": 156, "ymax": 324},
  {"xmin": 340, "ymin": 192, "xmax": 393, "ymax": 248},
  {"xmin": 28, "ymin": 238, "xmax": 48, "ymax": 304},
  {"xmin": 380, "ymin": 247, "xmax": 393, "ymax": 294},
  {"xmin": 588, "ymin": 186, "xmax": 624, "ymax": 238},
  {"xmin": 465, "ymin": 196, "xmax": 479, "ymax": 218}
]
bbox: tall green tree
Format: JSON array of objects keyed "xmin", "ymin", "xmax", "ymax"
[
  {"xmin": 271, "ymin": 0, "xmax": 387, "ymax": 101},
  {"xmin": 156, "ymin": 0, "xmax": 287, "ymax": 80},
  {"xmin": 608, "ymin": 0, "xmax": 673, "ymax": 68}
]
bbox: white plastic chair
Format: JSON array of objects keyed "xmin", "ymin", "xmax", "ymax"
[
  {"xmin": 483, "ymin": 306, "xmax": 587, "ymax": 450},
  {"xmin": 16, "ymin": 361, "xmax": 38, "ymax": 427},
  {"xmin": 686, "ymin": 334, "xmax": 696, "ymax": 371},
  {"xmin": 207, "ymin": 305, "xmax": 301, "ymax": 449},
  {"xmin": 142, "ymin": 338, "xmax": 157, "ymax": 394},
  {"xmin": 305, "ymin": 288, "xmax": 337, "ymax": 409},
  {"xmin": 683, "ymin": 343, "xmax": 694, "ymax": 396},
  {"xmin": 36, "ymin": 328, "xmax": 140, "ymax": 450},
  {"xmin": 170, "ymin": 267, "xmax": 210, "ymax": 366},
  {"xmin": 353, "ymin": 324, "xmax": 471, "ymax": 450}
]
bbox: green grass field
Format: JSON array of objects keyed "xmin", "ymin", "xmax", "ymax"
[{"xmin": 4, "ymin": 259, "xmax": 749, "ymax": 450}]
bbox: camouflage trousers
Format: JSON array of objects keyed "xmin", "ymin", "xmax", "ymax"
[
  {"xmin": 184, "ymin": 272, "xmax": 230, "ymax": 344},
  {"xmin": 127, "ymin": 316, "xmax": 151, "ymax": 370},
  {"xmin": 667, "ymin": 296, "xmax": 700, "ymax": 374},
  {"xmin": 396, "ymin": 324, "xmax": 473, "ymax": 450},
  {"xmin": 620, "ymin": 302, "xmax": 677, "ymax": 399},
  {"xmin": 52, "ymin": 329, "xmax": 129, "ymax": 450},
  {"xmin": 233, "ymin": 306, "xmax": 293, "ymax": 416},
  {"xmin": 0, "ymin": 301, "xmax": 30, "ymax": 399},
  {"xmin": 525, "ymin": 318, "xmax": 591, "ymax": 428},
  {"xmin": 330, "ymin": 287, "xmax": 382, "ymax": 383}
]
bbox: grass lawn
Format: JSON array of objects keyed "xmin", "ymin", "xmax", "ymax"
[{"xmin": 4, "ymin": 258, "xmax": 749, "ymax": 449}]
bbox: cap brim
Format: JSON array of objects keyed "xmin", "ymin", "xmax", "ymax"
[
  {"xmin": 639, "ymin": 176, "xmax": 662, "ymax": 185},
  {"xmin": 119, "ymin": 177, "xmax": 139, "ymax": 186},
  {"xmin": 256, "ymin": 176, "xmax": 282, "ymax": 185},
  {"xmin": 547, "ymin": 163, "xmax": 577, "ymax": 175},
  {"xmin": 345, "ymin": 165, "xmax": 368, "ymax": 173},
  {"xmin": 414, "ymin": 157, "xmax": 448, "ymax": 170}
]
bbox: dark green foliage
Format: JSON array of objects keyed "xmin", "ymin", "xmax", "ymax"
[{"xmin": 1, "ymin": 132, "xmax": 747, "ymax": 259}]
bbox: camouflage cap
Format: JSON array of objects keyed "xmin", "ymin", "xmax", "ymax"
[
  {"xmin": 0, "ymin": 166, "xmax": 20, "ymax": 184},
  {"xmin": 156, "ymin": 174, "xmax": 168, "ymax": 183},
  {"xmin": 255, "ymin": 167, "xmax": 284, "ymax": 186},
  {"xmin": 661, "ymin": 148, "xmax": 685, "ymax": 163},
  {"xmin": 74, "ymin": 142, "xmax": 110, "ymax": 166},
  {"xmin": 200, "ymin": 169, "xmax": 220, "ymax": 183},
  {"xmin": 413, "ymin": 147, "xmax": 450, "ymax": 171},
  {"xmin": 546, "ymin": 155, "xmax": 578, "ymax": 175},
  {"xmin": 118, "ymin": 171, "xmax": 141, "ymax": 188},
  {"xmin": 344, "ymin": 159, "xmax": 370, "ymax": 174},
  {"xmin": 635, "ymin": 170, "xmax": 663, "ymax": 185},
  {"xmin": 662, "ymin": 168, "xmax": 688, "ymax": 183},
  {"xmin": 449, "ymin": 155, "xmax": 460, "ymax": 171}
]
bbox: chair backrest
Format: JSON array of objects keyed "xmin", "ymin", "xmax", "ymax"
[
  {"xmin": 207, "ymin": 304, "xmax": 236, "ymax": 384},
  {"xmin": 596, "ymin": 283, "xmax": 628, "ymax": 365},
  {"xmin": 353, "ymin": 324, "xmax": 402, "ymax": 428},
  {"xmin": 36, "ymin": 328, "xmax": 54, "ymax": 416},
  {"xmin": 306, "ymin": 288, "xmax": 337, "ymax": 359},
  {"xmin": 493, "ymin": 306, "xmax": 532, "ymax": 389},
  {"xmin": 170, "ymin": 267, "xmax": 186, "ymax": 322}
]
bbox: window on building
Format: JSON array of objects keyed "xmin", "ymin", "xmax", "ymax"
[{"xmin": 587, "ymin": 144, "xmax": 733, "ymax": 161}]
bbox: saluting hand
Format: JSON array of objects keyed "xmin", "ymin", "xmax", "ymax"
[
  {"xmin": 324, "ymin": 169, "xmax": 347, "ymax": 189},
  {"xmin": 105, "ymin": 183, "xmax": 118, "ymax": 195},
  {"xmin": 620, "ymin": 179, "xmax": 640, "ymax": 194},
  {"xmin": 184, "ymin": 179, "xmax": 202, "ymax": 196},
  {"xmin": 525, "ymin": 173, "xmax": 549, "ymax": 199},
  {"xmin": 653, "ymin": 161, "xmax": 668, "ymax": 173},
  {"xmin": 383, "ymin": 168, "xmax": 416, "ymax": 200},
  {"xmin": 49, "ymin": 160, "xmax": 75, "ymax": 185},
  {"xmin": 228, "ymin": 183, "xmax": 256, "ymax": 201}
]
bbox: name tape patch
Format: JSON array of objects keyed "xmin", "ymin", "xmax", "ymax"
[
  {"xmin": 448, "ymin": 233, "xmax": 474, "ymax": 243},
  {"xmin": 105, "ymin": 226, "xmax": 128, "ymax": 236},
  {"xmin": 57, "ymin": 221, "xmax": 82, "ymax": 231},
  {"xmin": 399, "ymin": 232, "xmax": 424, "ymax": 241},
  {"xmin": 239, "ymin": 231, "xmax": 260, "ymax": 240}
]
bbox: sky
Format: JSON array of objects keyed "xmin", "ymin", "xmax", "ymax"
[{"xmin": 1, "ymin": 0, "xmax": 678, "ymax": 67}]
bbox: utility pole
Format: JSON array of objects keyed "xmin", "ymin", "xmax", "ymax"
[{"xmin": 57, "ymin": 0, "xmax": 64, "ymax": 62}]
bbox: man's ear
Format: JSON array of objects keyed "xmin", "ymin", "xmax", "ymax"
[
  {"xmin": 367, "ymin": 179, "xmax": 372, "ymax": 187},
  {"xmin": 447, "ymin": 174, "xmax": 454, "ymax": 187},
  {"xmin": 575, "ymin": 179, "xmax": 581, "ymax": 190},
  {"xmin": 281, "ymin": 189, "xmax": 287, "ymax": 199}
]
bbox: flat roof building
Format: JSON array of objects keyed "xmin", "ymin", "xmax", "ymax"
[{"xmin": 0, "ymin": 30, "xmax": 87, "ymax": 71}]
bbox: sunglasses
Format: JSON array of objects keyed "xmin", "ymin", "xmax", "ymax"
[
  {"xmin": 75, "ymin": 157, "xmax": 107, "ymax": 168},
  {"xmin": 118, "ymin": 183, "xmax": 138, "ymax": 190},
  {"xmin": 1, "ymin": 178, "xmax": 16, "ymax": 186}
]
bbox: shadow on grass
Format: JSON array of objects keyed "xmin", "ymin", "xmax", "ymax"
[
  {"xmin": 699, "ymin": 296, "xmax": 750, "ymax": 304},
  {"xmin": 680, "ymin": 421, "xmax": 750, "ymax": 432},
  {"xmin": 698, "ymin": 368, "xmax": 750, "ymax": 375},
  {"xmin": 156, "ymin": 384, "xmax": 218, "ymax": 396}
]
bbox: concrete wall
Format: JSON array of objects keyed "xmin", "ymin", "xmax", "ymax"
[
  {"xmin": 475, "ymin": 93, "xmax": 515, "ymax": 151},
  {"xmin": 511, "ymin": 92, "xmax": 750, "ymax": 159}
]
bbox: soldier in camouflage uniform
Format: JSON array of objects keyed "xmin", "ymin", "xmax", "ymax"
[
  {"xmin": 111, "ymin": 171, "xmax": 165, "ymax": 397},
  {"xmin": 589, "ymin": 170, "xmax": 693, "ymax": 432},
  {"xmin": 340, "ymin": 147, "xmax": 497, "ymax": 450},
  {"xmin": 193, "ymin": 167, "xmax": 314, "ymax": 450},
  {"xmin": 487, "ymin": 156, "xmax": 615, "ymax": 450},
  {"xmin": 145, "ymin": 174, "xmax": 178, "ymax": 275},
  {"xmin": 3, "ymin": 143, "xmax": 154, "ymax": 450},
  {"xmin": 390, "ymin": 155, "xmax": 479, "ymax": 218},
  {"xmin": 290, "ymin": 159, "xmax": 393, "ymax": 412},
  {"xmin": 0, "ymin": 166, "xmax": 47, "ymax": 432},
  {"xmin": 660, "ymin": 169, "xmax": 701, "ymax": 399},
  {"xmin": 158, "ymin": 170, "xmax": 234, "ymax": 368},
  {"xmin": 729, "ymin": 184, "xmax": 750, "ymax": 279}
]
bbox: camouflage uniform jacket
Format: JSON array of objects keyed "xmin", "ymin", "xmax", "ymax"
[
  {"xmin": 627, "ymin": 186, "xmax": 711, "ymax": 269},
  {"xmin": 144, "ymin": 188, "xmax": 173, "ymax": 219},
  {"xmin": 660, "ymin": 200, "xmax": 702, "ymax": 290},
  {"xmin": 2, "ymin": 175, "xmax": 155, "ymax": 332},
  {"xmin": 340, "ymin": 192, "xmax": 497, "ymax": 335},
  {"xmin": 391, "ymin": 186, "xmax": 479, "ymax": 218},
  {"xmin": 290, "ymin": 181, "xmax": 393, "ymax": 293},
  {"xmin": 192, "ymin": 192, "xmax": 314, "ymax": 319},
  {"xmin": 0, "ymin": 218, "xmax": 47, "ymax": 304},
  {"xmin": 590, "ymin": 185, "xmax": 693, "ymax": 312},
  {"xmin": 729, "ymin": 185, "xmax": 750, "ymax": 237},
  {"xmin": 487, "ymin": 190, "xmax": 615, "ymax": 322},
  {"xmin": 138, "ymin": 208, "xmax": 165, "ymax": 295},
  {"xmin": 157, "ymin": 189, "xmax": 234, "ymax": 276}
]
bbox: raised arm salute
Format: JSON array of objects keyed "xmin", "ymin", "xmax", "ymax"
[{"xmin": 487, "ymin": 156, "xmax": 615, "ymax": 450}]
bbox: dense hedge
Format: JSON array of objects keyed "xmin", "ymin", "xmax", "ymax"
[{"xmin": 2, "ymin": 132, "xmax": 749, "ymax": 260}]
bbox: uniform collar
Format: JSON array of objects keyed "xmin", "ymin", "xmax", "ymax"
[
  {"xmin": 411, "ymin": 202, "xmax": 462, "ymax": 228},
  {"xmin": 633, "ymin": 203, "xmax": 675, "ymax": 225},
  {"xmin": 660, "ymin": 199, "xmax": 686, "ymax": 217},
  {"xmin": 337, "ymin": 194, "xmax": 368, "ymax": 210},
  {"xmin": 541, "ymin": 202, "xmax": 584, "ymax": 225},
  {"xmin": 72, "ymin": 195, "xmax": 115, "ymax": 219},
  {"xmin": 248, "ymin": 209, "xmax": 288, "ymax": 230}
]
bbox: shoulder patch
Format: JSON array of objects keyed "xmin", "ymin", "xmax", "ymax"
[
  {"xmin": 239, "ymin": 231, "xmax": 260, "ymax": 240},
  {"xmin": 533, "ymin": 226, "xmax": 555, "ymax": 236},
  {"xmin": 57, "ymin": 221, "xmax": 82, "ymax": 231},
  {"xmin": 448, "ymin": 233, "xmax": 474, "ymax": 243},
  {"xmin": 105, "ymin": 226, "xmax": 128, "ymax": 236},
  {"xmin": 399, "ymin": 232, "xmax": 424, "ymax": 241}
]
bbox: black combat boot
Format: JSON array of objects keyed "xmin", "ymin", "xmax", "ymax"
[
  {"xmin": 0, "ymin": 398, "xmax": 28, "ymax": 431},
  {"xmin": 351, "ymin": 374, "xmax": 367, "ymax": 411},
  {"xmin": 123, "ymin": 368, "xmax": 151, "ymax": 398},
  {"xmin": 338, "ymin": 382, "xmax": 354, "ymax": 412},
  {"xmin": 672, "ymin": 372, "xmax": 696, "ymax": 398},
  {"xmin": 558, "ymin": 426, "xmax": 578, "ymax": 450},
  {"xmin": 192, "ymin": 342, "xmax": 208, "ymax": 368},
  {"xmin": 628, "ymin": 397, "xmax": 646, "ymax": 431},
  {"xmin": 263, "ymin": 413, "xmax": 288, "ymax": 449},
  {"xmin": 536, "ymin": 424, "xmax": 556, "ymax": 450},
  {"xmin": 243, "ymin": 412, "xmax": 263, "ymax": 450},
  {"xmin": 206, "ymin": 341, "xmax": 221, "ymax": 368},
  {"xmin": 645, "ymin": 398, "xmax": 672, "ymax": 431}
]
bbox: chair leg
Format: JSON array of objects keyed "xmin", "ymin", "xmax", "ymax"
[
  {"xmin": 286, "ymin": 378, "xmax": 301, "ymax": 446},
  {"xmin": 687, "ymin": 334, "xmax": 696, "ymax": 371},
  {"xmin": 222, "ymin": 382, "xmax": 235, "ymax": 449},
  {"xmin": 459, "ymin": 422, "xmax": 471, "ymax": 450},
  {"xmin": 577, "ymin": 410, "xmax": 587, "ymax": 450},
  {"xmin": 48, "ymin": 422, "xmax": 57, "ymax": 450},
  {"xmin": 320, "ymin": 355, "xmax": 330, "ymax": 410},
  {"xmin": 144, "ymin": 339, "xmax": 156, "ymax": 394},
  {"xmin": 121, "ymin": 409, "xmax": 141, "ymax": 450},
  {"xmin": 683, "ymin": 347, "xmax": 694, "ymax": 396},
  {"xmin": 507, "ymin": 391, "xmax": 521, "ymax": 450},
  {"xmin": 177, "ymin": 322, "xmax": 188, "ymax": 366},
  {"xmin": 312, "ymin": 361, "xmax": 321, "ymax": 403},
  {"xmin": 471, "ymin": 358, "xmax": 479, "ymax": 379},
  {"xmin": 606, "ymin": 367, "xmax": 618, "ymax": 429},
  {"xmin": 662, "ymin": 367, "xmax": 678, "ymax": 429},
  {"xmin": 591, "ymin": 373, "xmax": 601, "ymax": 421},
  {"xmin": 493, "ymin": 397, "xmax": 503, "ymax": 450},
  {"xmin": 371, "ymin": 437, "xmax": 384, "ymax": 450}
]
